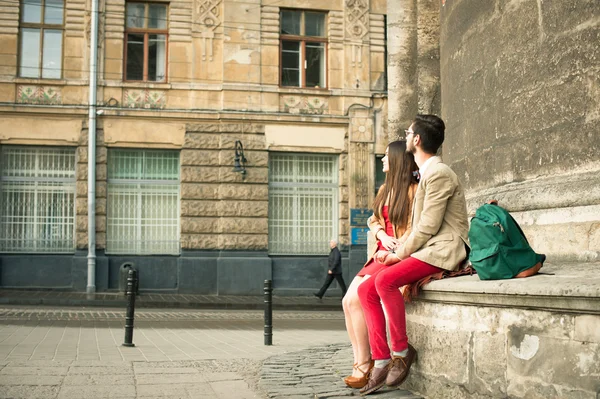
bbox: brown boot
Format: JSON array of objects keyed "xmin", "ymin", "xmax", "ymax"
[
  {"xmin": 386, "ymin": 344, "xmax": 417, "ymax": 387},
  {"xmin": 359, "ymin": 363, "xmax": 389, "ymax": 395}
]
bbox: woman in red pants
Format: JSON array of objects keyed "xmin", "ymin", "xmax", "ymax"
[{"xmin": 342, "ymin": 140, "xmax": 418, "ymax": 389}]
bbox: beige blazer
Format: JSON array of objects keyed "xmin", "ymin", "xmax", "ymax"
[
  {"xmin": 365, "ymin": 184, "xmax": 418, "ymax": 263},
  {"xmin": 395, "ymin": 157, "xmax": 470, "ymax": 271}
]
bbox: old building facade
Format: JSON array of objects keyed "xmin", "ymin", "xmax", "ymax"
[{"xmin": 0, "ymin": 0, "xmax": 392, "ymax": 294}]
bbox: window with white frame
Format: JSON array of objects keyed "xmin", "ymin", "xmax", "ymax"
[
  {"xmin": 268, "ymin": 153, "xmax": 338, "ymax": 255},
  {"xmin": 106, "ymin": 149, "xmax": 180, "ymax": 255},
  {"xmin": 280, "ymin": 9, "xmax": 327, "ymax": 88},
  {"xmin": 19, "ymin": 0, "xmax": 65, "ymax": 78},
  {"xmin": 0, "ymin": 146, "xmax": 76, "ymax": 252}
]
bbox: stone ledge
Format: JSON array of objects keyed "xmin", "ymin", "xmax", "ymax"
[{"xmin": 419, "ymin": 262, "xmax": 600, "ymax": 314}]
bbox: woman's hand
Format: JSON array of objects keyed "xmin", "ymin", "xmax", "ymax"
[
  {"xmin": 378, "ymin": 233, "xmax": 400, "ymax": 251},
  {"xmin": 382, "ymin": 252, "xmax": 401, "ymax": 266},
  {"xmin": 375, "ymin": 250, "xmax": 389, "ymax": 263}
]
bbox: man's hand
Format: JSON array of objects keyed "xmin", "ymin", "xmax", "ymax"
[
  {"xmin": 378, "ymin": 233, "xmax": 400, "ymax": 250},
  {"xmin": 375, "ymin": 250, "xmax": 389, "ymax": 263},
  {"xmin": 328, "ymin": 270, "xmax": 332, "ymax": 274},
  {"xmin": 382, "ymin": 252, "xmax": 400, "ymax": 266}
]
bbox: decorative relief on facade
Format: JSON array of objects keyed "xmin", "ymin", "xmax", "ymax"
[
  {"xmin": 349, "ymin": 109, "xmax": 374, "ymax": 142},
  {"xmin": 345, "ymin": 0, "xmax": 369, "ymax": 40},
  {"xmin": 193, "ymin": 0, "xmax": 222, "ymax": 60},
  {"xmin": 351, "ymin": 142, "xmax": 370, "ymax": 208},
  {"xmin": 123, "ymin": 89, "xmax": 166, "ymax": 109},
  {"xmin": 17, "ymin": 85, "xmax": 62, "ymax": 104},
  {"xmin": 280, "ymin": 96, "xmax": 328, "ymax": 115}
]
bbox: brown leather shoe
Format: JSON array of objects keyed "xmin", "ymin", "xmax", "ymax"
[
  {"xmin": 359, "ymin": 364, "xmax": 389, "ymax": 395},
  {"xmin": 386, "ymin": 344, "xmax": 417, "ymax": 387},
  {"xmin": 344, "ymin": 359, "xmax": 374, "ymax": 389}
]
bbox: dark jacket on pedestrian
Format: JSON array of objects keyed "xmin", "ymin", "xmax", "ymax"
[{"xmin": 328, "ymin": 246, "xmax": 342, "ymax": 274}]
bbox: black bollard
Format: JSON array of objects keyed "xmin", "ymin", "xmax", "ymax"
[
  {"xmin": 264, "ymin": 279, "xmax": 272, "ymax": 346},
  {"xmin": 122, "ymin": 269, "xmax": 137, "ymax": 347}
]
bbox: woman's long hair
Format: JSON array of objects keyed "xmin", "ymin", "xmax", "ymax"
[{"xmin": 372, "ymin": 140, "xmax": 419, "ymax": 229}]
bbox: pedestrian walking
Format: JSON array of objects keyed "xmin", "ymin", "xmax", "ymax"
[{"xmin": 314, "ymin": 240, "xmax": 347, "ymax": 299}]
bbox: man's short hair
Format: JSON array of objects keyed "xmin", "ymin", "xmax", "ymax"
[
  {"xmin": 413, "ymin": 114, "xmax": 445, "ymax": 155},
  {"xmin": 330, "ymin": 239, "xmax": 338, "ymax": 245}
]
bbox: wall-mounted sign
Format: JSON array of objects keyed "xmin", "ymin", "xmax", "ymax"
[
  {"xmin": 351, "ymin": 227, "xmax": 369, "ymax": 245},
  {"xmin": 350, "ymin": 208, "xmax": 372, "ymax": 227}
]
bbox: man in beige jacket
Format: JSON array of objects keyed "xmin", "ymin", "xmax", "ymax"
[{"xmin": 357, "ymin": 115, "xmax": 470, "ymax": 395}]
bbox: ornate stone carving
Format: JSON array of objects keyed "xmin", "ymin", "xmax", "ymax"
[
  {"xmin": 280, "ymin": 96, "xmax": 328, "ymax": 115},
  {"xmin": 351, "ymin": 142, "xmax": 370, "ymax": 208},
  {"xmin": 123, "ymin": 89, "xmax": 166, "ymax": 109},
  {"xmin": 17, "ymin": 85, "xmax": 62, "ymax": 104},
  {"xmin": 349, "ymin": 109, "xmax": 374, "ymax": 142},
  {"xmin": 345, "ymin": 0, "xmax": 369, "ymax": 39},
  {"xmin": 193, "ymin": 0, "xmax": 222, "ymax": 61}
]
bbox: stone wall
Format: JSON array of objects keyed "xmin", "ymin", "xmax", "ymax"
[{"xmin": 439, "ymin": 0, "xmax": 600, "ymax": 262}]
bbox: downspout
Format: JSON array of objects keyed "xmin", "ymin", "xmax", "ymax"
[{"xmin": 87, "ymin": 0, "xmax": 99, "ymax": 296}]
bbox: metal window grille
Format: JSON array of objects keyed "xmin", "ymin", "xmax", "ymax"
[
  {"xmin": 268, "ymin": 153, "xmax": 338, "ymax": 255},
  {"xmin": 107, "ymin": 149, "xmax": 180, "ymax": 255},
  {"xmin": 0, "ymin": 146, "xmax": 76, "ymax": 253}
]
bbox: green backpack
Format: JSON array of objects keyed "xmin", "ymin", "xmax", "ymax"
[{"xmin": 468, "ymin": 204, "xmax": 545, "ymax": 280}]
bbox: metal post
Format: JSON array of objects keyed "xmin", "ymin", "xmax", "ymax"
[
  {"xmin": 122, "ymin": 269, "xmax": 137, "ymax": 347},
  {"xmin": 264, "ymin": 279, "xmax": 273, "ymax": 346}
]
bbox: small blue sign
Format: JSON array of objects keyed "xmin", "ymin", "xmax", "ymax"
[
  {"xmin": 351, "ymin": 227, "xmax": 369, "ymax": 245},
  {"xmin": 350, "ymin": 208, "xmax": 372, "ymax": 227}
]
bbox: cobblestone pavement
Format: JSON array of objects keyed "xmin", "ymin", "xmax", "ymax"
[{"xmin": 0, "ymin": 306, "xmax": 420, "ymax": 398}]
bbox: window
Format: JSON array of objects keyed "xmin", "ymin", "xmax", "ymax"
[
  {"xmin": 0, "ymin": 147, "xmax": 75, "ymax": 252},
  {"xmin": 268, "ymin": 154, "xmax": 338, "ymax": 255},
  {"xmin": 125, "ymin": 2, "xmax": 168, "ymax": 82},
  {"xmin": 18, "ymin": 0, "xmax": 64, "ymax": 78},
  {"xmin": 107, "ymin": 149, "xmax": 179, "ymax": 255},
  {"xmin": 280, "ymin": 10, "xmax": 327, "ymax": 88}
]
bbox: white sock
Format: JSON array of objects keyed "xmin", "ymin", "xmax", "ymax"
[
  {"xmin": 374, "ymin": 359, "xmax": 390, "ymax": 368},
  {"xmin": 393, "ymin": 349, "xmax": 409, "ymax": 357}
]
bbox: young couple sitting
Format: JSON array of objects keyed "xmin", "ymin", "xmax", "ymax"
[{"xmin": 342, "ymin": 114, "xmax": 470, "ymax": 395}]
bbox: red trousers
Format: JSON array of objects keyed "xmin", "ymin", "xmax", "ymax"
[{"xmin": 357, "ymin": 256, "xmax": 442, "ymax": 360}]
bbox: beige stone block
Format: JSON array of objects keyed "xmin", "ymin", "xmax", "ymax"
[
  {"xmin": 169, "ymin": 42, "xmax": 190, "ymax": 63},
  {"xmin": 97, "ymin": 182, "xmax": 106, "ymax": 198},
  {"xmin": 328, "ymin": 96, "xmax": 343, "ymax": 115},
  {"xmin": 370, "ymin": 51, "xmax": 385, "ymax": 73},
  {"xmin": 217, "ymin": 234, "xmax": 268, "ymax": 250},
  {"xmin": 370, "ymin": 0, "xmax": 386, "ymax": 14},
  {"xmin": 223, "ymin": 63, "xmax": 260, "ymax": 85},
  {"xmin": 216, "ymin": 200, "xmax": 268, "ymax": 217},
  {"xmin": 76, "ymin": 233, "xmax": 87, "ymax": 249},
  {"xmin": 339, "ymin": 186, "xmax": 349, "ymax": 202},
  {"xmin": 97, "ymin": 146, "xmax": 107, "ymax": 164},
  {"xmin": 96, "ymin": 232, "xmax": 106, "ymax": 249},
  {"xmin": 186, "ymin": 123, "xmax": 220, "ymax": 133},
  {"xmin": 220, "ymin": 217, "xmax": 267, "ymax": 234},
  {"xmin": 472, "ymin": 332, "xmax": 508, "ymax": 396},
  {"xmin": 184, "ymin": 132, "xmax": 220, "ymax": 149},
  {"xmin": 181, "ymin": 166, "xmax": 220, "ymax": 183},
  {"xmin": 181, "ymin": 233, "xmax": 219, "ymax": 250},
  {"xmin": 220, "ymin": 134, "xmax": 265, "ymax": 150},
  {"xmin": 63, "ymin": 37, "xmax": 84, "ymax": 58},
  {"xmin": 261, "ymin": 66, "xmax": 279, "ymax": 86},
  {"xmin": 104, "ymin": 59, "xmax": 123, "ymax": 80},
  {"xmin": 222, "ymin": 89, "xmax": 261, "ymax": 110},
  {"xmin": 339, "ymin": 220, "xmax": 349, "ymax": 235},
  {"xmin": 63, "ymin": 57, "xmax": 85, "ymax": 80},
  {"xmin": 339, "ymin": 202, "xmax": 348, "ymax": 219},
  {"xmin": 181, "ymin": 183, "xmax": 219, "ymax": 200},
  {"xmin": 181, "ymin": 217, "xmax": 220, "ymax": 234},
  {"xmin": 96, "ymin": 198, "xmax": 106, "ymax": 215},
  {"xmin": 95, "ymin": 163, "xmax": 107, "ymax": 180},
  {"xmin": 76, "ymin": 198, "xmax": 87, "ymax": 215},
  {"xmin": 61, "ymin": 85, "xmax": 87, "ymax": 105},
  {"xmin": 229, "ymin": 150, "xmax": 267, "ymax": 167},
  {"xmin": 0, "ymin": 35, "xmax": 17, "ymax": 55},
  {"xmin": 220, "ymin": 166, "xmax": 268, "ymax": 184},
  {"xmin": 181, "ymin": 200, "xmax": 219, "ymax": 217},
  {"xmin": 193, "ymin": 39, "xmax": 223, "ymax": 82},
  {"xmin": 77, "ymin": 163, "xmax": 88, "ymax": 180},
  {"xmin": 103, "ymin": 88, "xmax": 122, "ymax": 105},
  {"xmin": 169, "ymin": 62, "xmax": 191, "ymax": 84},
  {"xmin": 77, "ymin": 146, "xmax": 87, "ymax": 163},
  {"xmin": 329, "ymin": 68, "xmax": 343, "ymax": 90},
  {"xmin": 76, "ymin": 181, "xmax": 87, "ymax": 198},
  {"xmin": 262, "ymin": 46, "xmax": 279, "ymax": 67},
  {"xmin": 181, "ymin": 149, "xmax": 220, "ymax": 166},
  {"xmin": 218, "ymin": 184, "xmax": 267, "ymax": 200},
  {"xmin": 105, "ymin": 39, "xmax": 123, "ymax": 60},
  {"xmin": 574, "ymin": 315, "xmax": 600, "ymax": 343},
  {"xmin": 96, "ymin": 215, "xmax": 106, "ymax": 233},
  {"xmin": 0, "ymin": 54, "xmax": 16, "ymax": 69},
  {"xmin": 0, "ymin": 82, "xmax": 15, "ymax": 102},
  {"xmin": 329, "ymin": 49, "xmax": 344, "ymax": 71},
  {"xmin": 76, "ymin": 215, "xmax": 87, "ymax": 232}
]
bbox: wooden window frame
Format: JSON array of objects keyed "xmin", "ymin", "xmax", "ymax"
[
  {"xmin": 123, "ymin": 2, "xmax": 169, "ymax": 83},
  {"xmin": 18, "ymin": 0, "xmax": 65, "ymax": 79},
  {"xmin": 279, "ymin": 10, "xmax": 328, "ymax": 89}
]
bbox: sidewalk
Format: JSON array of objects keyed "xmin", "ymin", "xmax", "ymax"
[
  {"xmin": 0, "ymin": 306, "xmax": 421, "ymax": 398},
  {"xmin": 0, "ymin": 289, "xmax": 342, "ymax": 311}
]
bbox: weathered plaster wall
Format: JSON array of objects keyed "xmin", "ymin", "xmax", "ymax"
[{"xmin": 440, "ymin": 0, "xmax": 600, "ymax": 262}]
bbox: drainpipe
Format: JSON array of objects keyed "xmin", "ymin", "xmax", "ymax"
[{"xmin": 87, "ymin": 0, "xmax": 99, "ymax": 297}]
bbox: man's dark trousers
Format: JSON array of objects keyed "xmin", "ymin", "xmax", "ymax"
[{"xmin": 315, "ymin": 246, "xmax": 347, "ymax": 298}]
